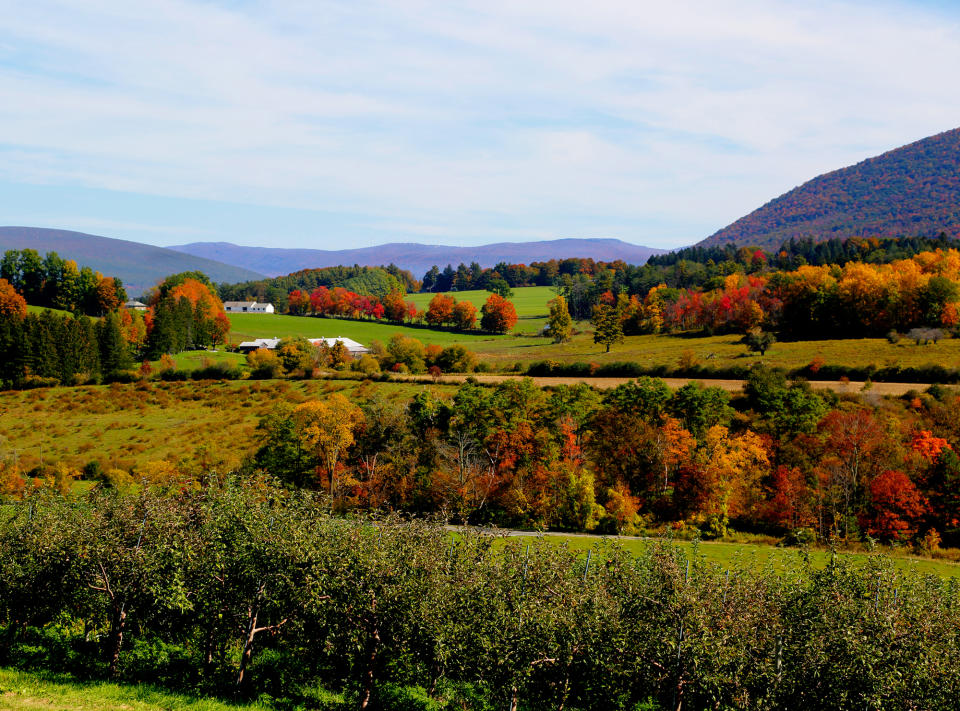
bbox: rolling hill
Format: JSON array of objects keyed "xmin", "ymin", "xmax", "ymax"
[
  {"xmin": 169, "ymin": 238, "xmax": 666, "ymax": 278},
  {"xmin": 700, "ymin": 127, "xmax": 960, "ymax": 250},
  {"xmin": 0, "ymin": 226, "xmax": 267, "ymax": 295}
]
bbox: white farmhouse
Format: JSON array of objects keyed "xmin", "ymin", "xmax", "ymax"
[{"xmin": 224, "ymin": 301, "xmax": 275, "ymax": 314}]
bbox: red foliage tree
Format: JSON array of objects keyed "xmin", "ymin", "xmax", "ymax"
[
  {"xmin": 425, "ymin": 293, "xmax": 455, "ymax": 327},
  {"xmin": 480, "ymin": 294, "xmax": 518, "ymax": 334},
  {"xmin": 861, "ymin": 469, "xmax": 929, "ymax": 541},
  {"xmin": 288, "ymin": 289, "xmax": 310, "ymax": 315}
]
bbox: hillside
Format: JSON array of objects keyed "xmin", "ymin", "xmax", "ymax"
[
  {"xmin": 169, "ymin": 238, "xmax": 666, "ymax": 277},
  {"xmin": 0, "ymin": 226, "xmax": 266, "ymax": 295},
  {"xmin": 700, "ymin": 127, "xmax": 960, "ymax": 250}
]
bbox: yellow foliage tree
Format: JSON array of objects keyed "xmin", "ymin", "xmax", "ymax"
[{"xmin": 294, "ymin": 394, "xmax": 365, "ymax": 505}]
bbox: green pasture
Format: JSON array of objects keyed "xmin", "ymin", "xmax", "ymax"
[
  {"xmin": 151, "ymin": 349, "xmax": 247, "ymax": 371},
  {"xmin": 510, "ymin": 533, "xmax": 960, "ymax": 579},
  {"xmin": 226, "ymin": 312, "xmax": 503, "ymax": 347},
  {"xmin": 469, "ymin": 328, "xmax": 960, "ymax": 374},
  {"xmin": 25, "ymin": 305, "xmax": 74, "ymax": 317},
  {"xmin": 407, "ymin": 285, "xmax": 555, "ymax": 332},
  {"xmin": 0, "ymin": 668, "xmax": 269, "ymax": 711}
]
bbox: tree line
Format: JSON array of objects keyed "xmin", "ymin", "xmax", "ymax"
[
  {"xmin": 0, "ymin": 271, "xmax": 231, "ymax": 387},
  {"xmin": 287, "ymin": 286, "xmax": 519, "ymax": 334},
  {"xmin": 2, "ymin": 481, "xmax": 959, "ymax": 710},
  {"xmin": 241, "ymin": 371, "xmax": 959, "ymax": 549},
  {"xmin": 1, "ymin": 249, "xmax": 127, "ymax": 316}
]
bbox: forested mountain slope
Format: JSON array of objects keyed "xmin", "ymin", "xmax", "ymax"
[{"xmin": 700, "ymin": 127, "xmax": 960, "ymax": 249}]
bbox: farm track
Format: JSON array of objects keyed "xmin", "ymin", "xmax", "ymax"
[{"xmin": 399, "ymin": 373, "xmax": 928, "ymax": 396}]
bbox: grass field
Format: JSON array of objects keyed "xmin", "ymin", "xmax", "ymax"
[
  {"xmin": 0, "ymin": 668, "xmax": 268, "ymax": 711},
  {"xmin": 227, "ymin": 311, "xmax": 503, "ymax": 347},
  {"xmin": 25, "ymin": 305, "xmax": 73, "ymax": 317},
  {"xmin": 407, "ymin": 286, "xmax": 554, "ymax": 332},
  {"xmin": 0, "ymin": 379, "xmax": 455, "ymax": 473},
  {"xmin": 469, "ymin": 329, "xmax": 960, "ymax": 373},
  {"xmin": 508, "ymin": 533, "xmax": 960, "ymax": 579},
  {"xmin": 151, "ymin": 349, "xmax": 247, "ymax": 371},
  {"xmin": 227, "ymin": 286, "xmax": 556, "ymax": 347}
]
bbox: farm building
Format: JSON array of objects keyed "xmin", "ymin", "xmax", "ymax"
[
  {"xmin": 236, "ymin": 336, "xmax": 369, "ymax": 358},
  {"xmin": 224, "ymin": 301, "xmax": 275, "ymax": 314},
  {"xmin": 308, "ymin": 337, "xmax": 371, "ymax": 357},
  {"xmin": 124, "ymin": 299, "xmax": 148, "ymax": 311},
  {"xmin": 236, "ymin": 338, "xmax": 282, "ymax": 353}
]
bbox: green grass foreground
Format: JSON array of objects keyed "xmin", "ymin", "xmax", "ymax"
[
  {"xmin": 0, "ymin": 668, "xmax": 269, "ymax": 711},
  {"xmin": 508, "ymin": 533, "xmax": 960, "ymax": 579}
]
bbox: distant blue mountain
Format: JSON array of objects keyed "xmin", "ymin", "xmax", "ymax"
[
  {"xmin": 0, "ymin": 227, "xmax": 267, "ymax": 295},
  {"xmin": 169, "ymin": 238, "xmax": 667, "ymax": 278}
]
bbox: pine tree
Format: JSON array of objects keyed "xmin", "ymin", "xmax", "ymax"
[{"xmin": 96, "ymin": 312, "xmax": 132, "ymax": 375}]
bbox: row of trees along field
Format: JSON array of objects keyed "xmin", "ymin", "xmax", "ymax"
[
  {"xmin": 10, "ymin": 370, "xmax": 949, "ymax": 549},
  {"xmin": 1, "ymin": 248, "xmax": 127, "ymax": 315},
  {"xmin": 244, "ymin": 373, "xmax": 960, "ymax": 548},
  {"xmin": 3, "ymin": 481, "xmax": 960, "ymax": 710},
  {"xmin": 558, "ymin": 249, "xmax": 960, "ymax": 342},
  {"xmin": 287, "ymin": 285, "xmax": 519, "ymax": 334},
  {"xmin": 417, "ymin": 234, "xmax": 960, "ymax": 296},
  {"xmin": 0, "ymin": 269, "xmax": 231, "ymax": 387},
  {"xmin": 219, "ymin": 265, "xmax": 420, "ymax": 312}
]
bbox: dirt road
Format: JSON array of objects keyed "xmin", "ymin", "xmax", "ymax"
[{"xmin": 403, "ymin": 373, "xmax": 927, "ymax": 396}]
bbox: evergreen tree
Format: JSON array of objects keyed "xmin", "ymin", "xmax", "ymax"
[{"xmin": 96, "ymin": 312, "xmax": 132, "ymax": 375}]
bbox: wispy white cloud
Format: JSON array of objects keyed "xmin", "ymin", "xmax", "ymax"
[{"xmin": 0, "ymin": 0, "xmax": 957, "ymax": 248}]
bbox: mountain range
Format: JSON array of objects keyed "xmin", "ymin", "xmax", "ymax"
[
  {"xmin": 0, "ymin": 227, "xmax": 267, "ymax": 295},
  {"xmin": 700, "ymin": 127, "xmax": 960, "ymax": 249},
  {"xmin": 168, "ymin": 238, "xmax": 667, "ymax": 279}
]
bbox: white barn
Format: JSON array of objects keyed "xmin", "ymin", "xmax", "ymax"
[
  {"xmin": 236, "ymin": 336, "xmax": 369, "ymax": 358},
  {"xmin": 308, "ymin": 337, "xmax": 371, "ymax": 358},
  {"xmin": 237, "ymin": 337, "xmax": 282, "ymax": 353},
  {"xmin": 224, "ymin": 301, "xmax": 275, "ymax": 314}
]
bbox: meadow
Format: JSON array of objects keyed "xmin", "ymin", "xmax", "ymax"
[
  {"xmin": 226, "ymin": 289, "xmax": 960, "ymax": 377},
  {"xmin": 2, "ymin": 377, "xmax": 958, "ymax": 577},
  {"xmin": 0, "ymin": 379, "xmax": 452, "ymax": 473},
  {"xmin": 0, "ymin": 669, "xmax": 269, "ymax": 711},
  {"xmin": 511, "ymin": 533, "xmax": 960, "ymax": 579}
]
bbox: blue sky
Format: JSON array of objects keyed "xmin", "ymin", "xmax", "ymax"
[{"xmin": 0, "ymin": 0, "xmax": 958, "ymax": 250}]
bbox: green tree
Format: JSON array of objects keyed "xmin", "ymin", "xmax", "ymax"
[
  {"xmin": 547, "ymin": 295, "xmax": 573, "ymax": 343},
  {"xmin": 591, "ymin": 300, "xmax": 623, "ymax": 353},
  {"xmin": 95, "ymin": 312, "xmax": 133, "ymax": 375}
]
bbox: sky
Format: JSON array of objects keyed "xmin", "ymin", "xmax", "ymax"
[{"xmin": 0, "ymin": 0, "xmax": 958, "ymax": 251}]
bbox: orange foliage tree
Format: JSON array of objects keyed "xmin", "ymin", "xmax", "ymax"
[
  {"xmin": 480, "ymin": 294, "xmax": 518, "ymax": 334},
  {"xmin": 0, "ymin": 278, "xmax": 27, "ymax": 320}
]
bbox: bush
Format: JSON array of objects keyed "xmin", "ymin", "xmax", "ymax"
[
  {"xmin": 191, "ymin": 362, "xmax": 242, "ymax": 380},
  {"xmin": 780, "ymin": 527, "xmax": 817, "ymax": 547}
]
